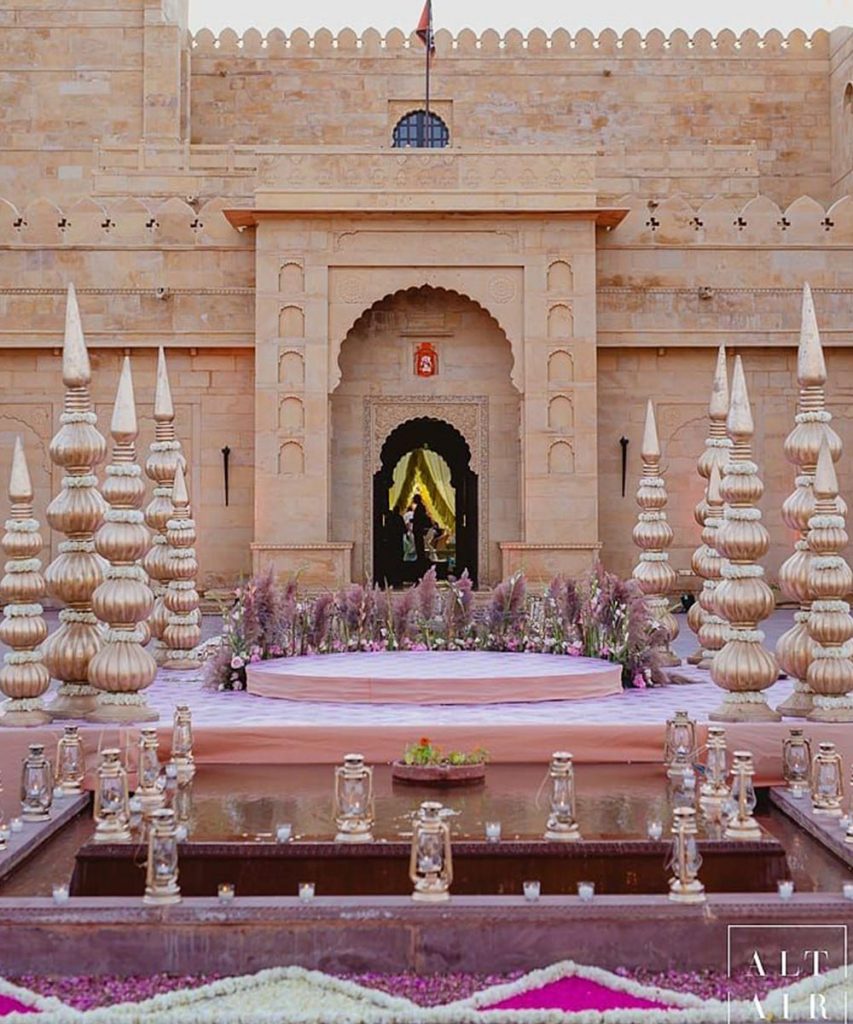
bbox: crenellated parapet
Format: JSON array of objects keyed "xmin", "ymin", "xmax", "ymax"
[
  {"xmin": 189, "ymin": 26, "xmax": 829, "ymax": 58},
  {"xmin": 2, "ymin": 190, "xmax": 852, "ymax": 247},
  {"xmin": 607, "ymin": 193, "xmax": 853, "ymax": 246},
  {"xmin": 0, "ymin": 197, "xmax": 251, "ymax": 248}
]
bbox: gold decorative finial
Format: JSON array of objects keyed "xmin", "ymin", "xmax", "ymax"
[
  {"xmin": 154, "ymin": 347, "xmax": 174, "ymax": 421},
  {"xmin": 172, "ymin": 461, "xmax": 188, "ymax": 507},
  {"xmin": 813, "ymin": 433, "xmax": 838, "ymax": 500},
  {"xmin": 111, "ymin": 357, "xmax": 138, "ymax": 442},
  {"xmin": 62, "ymin": 283, "xmax": 91, "ymax": 388},
  {"xmin": 641, "ymin": 399, "xmax": 660, "ymax": 459},
  {"xmin": 727, "ymin": 356, "xmax": 753, "ymax": 437},
  {"xmin": 709, "ymin": 345, "xmax": 729, "ymax": 419},
  {"xmin": 9, "ymin": 436, "xmax": 33, "ymax": 503},
  {"xmin": 798, "ymin": 283, "xmax": 826, "ymax": 388}
]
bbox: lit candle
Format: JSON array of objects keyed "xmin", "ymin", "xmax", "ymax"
[
  {"xmin": 843, "ymin": 883, "xmax": 853, "ymax": 901},
  {"xmin": 298, "ymin": 881, "xmax": 315, "ymax": 902},
  {"xmin": 485, "ymin": 821, "xmax": 501, "ymax": 843},
  {"xmin": 10, "ymin": 818, "xmax": 23, "ymax": 833},
  {"xmin": 777, "ymin": 880, "xmax": 794, "ymax": 901},
  {"xmin": 647, "ymin": 820, "xmax": 663, "ymax": 840},
  {"xmin": 217, "ymin": 883, "xmax": 235, "ymax": 903},
  {"xmin": 52, "ymin": 884, "xmax": 70, "ymax": 905},
  {"xmin": 276, "ymin": 824, "xmax": 293, "ymax": 843},
  {"xmin": 523, "ymin": 879, "xmax": 541, "ymax": 902},
  {"xmin": 577, "ymin": 881, "xmax": 595, "ymax": 902},
  {"xmin": 175, "ymin": 824, "xmax": 188, "ymax": 842}
]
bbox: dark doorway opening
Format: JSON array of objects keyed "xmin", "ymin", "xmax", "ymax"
[{"xmin": 373, "ymin": 417, "xmax": 478, "ymax": 588}]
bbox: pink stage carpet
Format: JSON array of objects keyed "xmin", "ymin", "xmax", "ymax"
[
  {"xmin": 2, "ymin": 658, "xmax": 852, "ymax": 786},
  {"xmin": 246, "ymin": 651, "xmax": 623, "ymax": 704}
]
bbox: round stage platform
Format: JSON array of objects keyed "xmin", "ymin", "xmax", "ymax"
[{"xmin": 245, "ymin": 650, "xmax": 623, "ymax": 704}]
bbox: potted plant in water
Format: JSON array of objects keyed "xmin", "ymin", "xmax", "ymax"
[{"xmin": 392, "ymin": 737, "xmax": 489, "ymax": 786}]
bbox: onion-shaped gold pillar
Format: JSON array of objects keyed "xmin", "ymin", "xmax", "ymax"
[
  {"xmin": 632, "ymin": 400, "xmax": 679, "ymax": 669},
  {"xmin": 144, "ymin": 349, "xmax": 185, "ymax": 663},
  {"xmin": 43, "ymin": 284, "xmax": 108, "ymax": 719},
  {"xmin": 0, "ymin": 438, "xmax": 51, "ymax": 726},
  {"xmin": 161, "ymin": 464, "xmax": 201, "ymax": 669},
  {"xmin": 88, "ymin": 358, "xmax": 158, "ymax": 722},
  {"xmin": 687, "ymin": 346, "xmax": 730, "ymax": 664},
  {"xmin": 710, "ymin": 357, "xmax": 779, "ymax": 722},
  {"xmin": 805, "ymin": 438, "xmax": 853, "ymax": 722},
  {"xmin": 696, "ymin": 463, "xmax": 727, "ymax": 670},
  {"xmin": 776, "ymin": 285, "xmax": 843, "ymax": 717}
]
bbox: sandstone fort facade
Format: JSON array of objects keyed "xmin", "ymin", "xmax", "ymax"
[{"xmin": 2, "ymin": 1, "xmax": 853, "ymax": 590}]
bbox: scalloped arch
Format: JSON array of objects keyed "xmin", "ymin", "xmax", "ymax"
[{"xmin": 331, "ymin": 284, "xmax": 520, "ymax": 394}]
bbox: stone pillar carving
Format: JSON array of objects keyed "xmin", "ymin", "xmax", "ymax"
[
  {"xmin": 695, "ymin": 462, "xmax": 727, "ymax": 670},
  {"xmin": 0, "ymin": 438, "xmax": 51, "ymax": 726},
  {"xmin": 161, "ymin": 463, "xmax": 201, "ymax": 669},
  {"xmin": 710, "ymin": 356, "xmax": 779, "ymax": 722},
  {"xmin": 776, "ymin": 284, "xmax": 843, "ymax": 717},
  {"xmin": 632, "ymin": 400, "xmax": 679, "ymax": 669},
  {"xmin": 43, "ymin": 284, "xmax": 108, "ymax": 719},
  {"xmin": 88, "ymin": 358, "xmax": 158, "ymax": 722},
  {"xmin": 144, "ymin": 348, "xmax": 185, "ymax": 663},
  {"xmin": 805, "ymin": 438, "xmax": 853, "ymax": 723},
  {"xmin": 687, "ymin": 347, "xmax": 730, "ymax": 663}
]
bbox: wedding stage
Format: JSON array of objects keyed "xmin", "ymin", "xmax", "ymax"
[
  {"xmin": 2, "ymin": 661, "xmax": 852, "ymax": 786},
  {"xmin": 246, "ymin": 650, "xmax": 623, "ymax": 704}
]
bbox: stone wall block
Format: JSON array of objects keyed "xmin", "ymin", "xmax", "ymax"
[
  {"xmin": 783, "ymin": 195, "xmax": 828, "ymax": 244},
  {"xmin": 654, "ymin": 195, "xmax": 697, "ymax": 244},
  {"xmin": 21, "ymin": 198, "xmax": 64, "ymax": 245},
  {"xmin": 64, "ymin": 197, "xmax": 110, "ymax": 246},
  {"xmin": 0, "ymin": 198, "xmax": 21, "ymax": 244},
  {"xmin": 826, "ymin": 196, "xmax": 853, "ymax": 241},
  {"xmin": 736, "ymin": 195, "xmax": 784, "ymax": 246},
  {"xmin": 695, "ymin": 196, "xmax": 740, "ymax": 244},
  {"xmin": 153, "ymin": 197, "xmax": 198, "ymax": 244}
]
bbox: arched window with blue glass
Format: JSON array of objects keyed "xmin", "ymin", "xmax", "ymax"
[{"xmin": 392, "ymin": 110, "xmax": 449, "ymax": 148}]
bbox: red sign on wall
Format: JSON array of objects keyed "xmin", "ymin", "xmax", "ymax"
[{"xmin": 414, "ymin": 342, "xmax": 438, "ymax": 378}]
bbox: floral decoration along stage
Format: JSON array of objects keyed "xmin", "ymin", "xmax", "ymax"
[
  {"xmin": 207, "ymin": 563, "xmax": 665, "ymax": 693},
  {"xmin": 1, "ymin": 960, "xmax": 849, "ymax": 1024}
]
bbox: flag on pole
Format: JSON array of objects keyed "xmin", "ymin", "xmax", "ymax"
[{"xmin": 416, "ymin": 0, "xmax": 435, "ymax": 52}]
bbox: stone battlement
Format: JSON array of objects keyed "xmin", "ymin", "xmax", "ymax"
[
  {"xmin": 2, "ymin": 192, "xmax": 852, "ymax": 248},
  {"xmin": 189, "ymin": 26, "xmax": 831, "ymax": 58}
]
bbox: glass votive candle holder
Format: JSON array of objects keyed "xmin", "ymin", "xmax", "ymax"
[
  {"xmin": 523, "ymin": 879, "xmax": 541, "ymax": 902},
  {"xmin": 485, "ymin": 821, "xmax": 502, "ymax": 843},
  {"xmin": 838, "ymin": 814, "xmax": 850, "ymax": 831},
  {"xmin": 175, "ymin": 824, "xmax": 189, "ymax": 842},
  {"xmin": 276, "ymin": 824, "xmax": 293, "ymax": 843},
  {"xmin": 843, "ymin": 883, "xmax": 853, "ymax": 901},
  {"xmin": 52, "ymin": 884, "xmax": 70, "ymax": 905},
  {"xmin": 298, "ymin": 881, "xmax": 315, "ymax": 902},
  {"xmin": 217, "ymin": 883, "xmax": 235, "ymax": 904},
  {"xmin": 10, "ymin": 818, "xmax": 23, "ymax": 833},
  {"xmin": 647, "ymin": 820, "xmax": 663, "ymax": 841},
  {"xmin": 53, "ymin": 786, "xmax": 67, "ymax": 801},
  {"xmin": 577, "ymin": 881, "xmax": 595, "ymax": 902},
  {"xmin": 777, "ymin": 880, "xmax": 795, "ymax": 901}
]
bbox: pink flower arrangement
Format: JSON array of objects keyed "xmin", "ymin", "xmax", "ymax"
[{"xmin": 205, "ymin": 562, "xmax": 661, "ymax": 692}]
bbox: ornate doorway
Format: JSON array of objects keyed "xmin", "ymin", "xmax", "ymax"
[{"xmin": 373, "ymin": 417, "xmax": 478, "ymax": 587}]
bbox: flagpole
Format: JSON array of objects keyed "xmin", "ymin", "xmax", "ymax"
[{"xmin": 424, "ymin": 0, "xmax": 431, "ymax": 147}]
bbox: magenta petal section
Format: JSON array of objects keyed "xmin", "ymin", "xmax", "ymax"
[
  {"xmin": 482, "ymin": 976, "xmax": 675, "ymax": 1012},
  {"xmin": 0, "ymin": 994, "xmax": 39, "ymax": 1015}
]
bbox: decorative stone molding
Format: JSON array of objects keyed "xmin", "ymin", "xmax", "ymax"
[
  {"xmin": 608, "ymin": 193, "xmax": 853, "ymax": 246},
  {"xmin": 363, "ymin": 396, "xmax": 489, "ymax": 582},
  {"xmin": 0, "ymin": 196, "xmax": 249, "ymax": 248}
]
